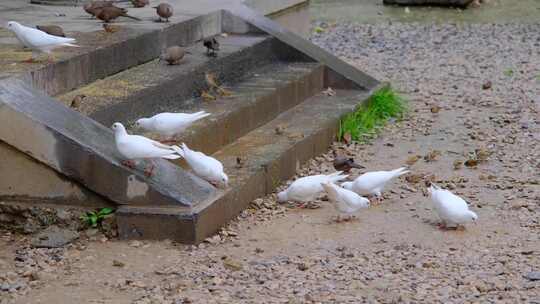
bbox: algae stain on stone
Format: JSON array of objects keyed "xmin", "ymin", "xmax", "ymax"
[
  {"xmin": 76, "ymin": 79, "xmax": 146, "ymax": 99},
  {"xmin": 126, "ymin": 175, "xmax": 149, "ymax": 200}
]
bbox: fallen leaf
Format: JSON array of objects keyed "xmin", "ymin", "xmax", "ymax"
[
  {"xmin": 112, "ymin": 260, "xmax": 125, "ymax": 267},
  {"xmin": 475, "ymin": 148, "xmax": 491, "ymax": 162},
  {"xmin": 343, "ymin": 132, "xmax": 352, "ymax": 144},
  {"xmin": 405, "ymin": 173, "xmax": 424, "ymax": 184},
  {"xmin": 424, "ymin": 150, "xmax": 441, "ymax": 162},
  {"xmin": 405, "ymin": 155, "xmax": 421, "ymax": 166},
  {"xmin": 430, "ymin": 106, "xmax": 441, "ymax": 113},
  {"xmin": 217, "ymin": 86, "xmax": 232, "ymax": 97},
  {"xmin": 201, "ymin": 91, "xmax": 216, "ymax": 101},
  {"xmin": 464, "ymin": 159, "xmax": 478, "ymax": 167},
  {"xmin": 453, "ymin": 160, "xmax": 463, "ymax": 170},
  {"xmin": 205, "ymin": 73, "xmax": 219, "ymax": 87},
  {"xmin": 322, "ymin": 87, "xmax": 336, "ymax": 96},
  {"xmin": 275, "ymin": 124, "xmax": 287, "ymax": 135},
  {"xmin": 223, "ymin": 258, "xmax": 243, "ymax": 271}
]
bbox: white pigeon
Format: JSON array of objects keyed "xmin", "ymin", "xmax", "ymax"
[
  {"xmin": 6, "ymin": 21, "xmax": 78, "ymax": 62},
  {"xmin": 135, "ymin": 111, "xmax": 211, "ymax": 138},
  {"xmin": 321, "ymin": 182, "xmax": 369, "ymax": 221},
  {"xmin": 428, "ymin": 184, "xmax": 478, "ymax": 229},
  {"xmin": 277, "ymin": 171, "xmax": 348, "ymax": 203},
  {"xmin": 172, "ymin": 143, "xmax": 228, "ymax": 188},
  {"xmin": 112, "ymin": 122, "xmax": 181, "ymax": 176},
  {"xmin": 342, "ymin": 167, "xmax": 409, "ymax": 202}
]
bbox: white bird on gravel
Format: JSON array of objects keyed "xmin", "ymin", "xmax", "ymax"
[
  {"xmin": 277, "ymin": 171, "xmax": 348, "ymax": 203},
  {"xmin": 341, "ymin": 167, "xmax": 409, "ymax": 202},
  {"xmin": 135, "ymin": 111, "xmax": 211, "ymax": 140},
  {"xmin": 6, "ymin": 21, "xmax": 78, "ymax": 63},
  {"xmin": 112, "ymin": 122, "xmax": 182, "ymax": 177},
  {"xmin": 428, "ymin": 184, "xmax": 478, "ymax": 229},
  {"xmin": 321, "ymin": 182, "xmax": 370, "ymax": 222},
  {"xmin": 172, "ymin": 143, "xmax": 228, "ymax": 188}
]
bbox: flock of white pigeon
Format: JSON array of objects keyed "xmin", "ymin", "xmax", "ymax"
[
  {"xmin": 5, "ymin": 19, "xmax": 478, "ymax": 230},
  {"xmin": 277, "ymin": 167, "xmax": 478, "ymax": 229}
]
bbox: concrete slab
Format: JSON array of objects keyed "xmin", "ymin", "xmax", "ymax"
[{"xmin": 0, "ymin": 78, "xmax": 216, "ymax": 207}]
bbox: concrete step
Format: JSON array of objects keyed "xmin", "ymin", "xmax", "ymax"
[
  {"xmin": 116, "ymin": 88, "xmax": 374, "ymax": 243},
  {"xmin": 56, "ymin": 34, "xmax": 324, "ymax": 155},
  {"xmin": 147, "ymin": 61, "xmax": 324, "ymax": 154},
  {"xmin": 56, "ymin": 34, "xmax": 313, "ymax": 127}
]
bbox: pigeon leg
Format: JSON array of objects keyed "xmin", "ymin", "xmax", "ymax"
[
  {"xmin": 437, "ymin": 222, "xmax": 448, "ymax": 230},
  {"xmin": 22, "ymin": 51, "xmax": 38, "ymax": 63},
  {"xmin": 143, "ymin": 160, "xmax": 155, "ymax": 177},
  {"xmin": 121, "ymin": 160, "xmax": 136, "ymax": 169},
  {"xmin": 159, "ymin": 138, "xmax": 177, "ymax": 144},
  {"xmin": 46, "ymin": 53, "xmax": 55, "ymax": 64}
]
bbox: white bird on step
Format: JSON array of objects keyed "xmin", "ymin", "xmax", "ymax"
[
  {"xmin": 321, "ymin": 182, "xmax": 369, "ymax": 222},
  {"xmin": 112, "ymin": 122, "xmax": 182, "ymax": 177},
  {"xmin": 277, "ymin": 171, "xmax": 348, "ymax": 203},
  {"xmin": 6, "ymin": 21, "xmax": 79, "ymax": 63},
  {"xmin": 172, "ymin": 143, "xmax": 228, "ymax": 188},
  {"xmin": 135, "ymin": 111, "xmax": 211, "ymax": 141},
  {"xmin": 341, "ymin": 167, "xmax": 409, "ymax": 202},
  {"xmin": 428, "ymin": 184, "xmax": 478, "ymax": 229}
]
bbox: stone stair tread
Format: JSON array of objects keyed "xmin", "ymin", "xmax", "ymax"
[{"xmin": 55, "ymin": 34, "xmax": 270, "ymax": 117}]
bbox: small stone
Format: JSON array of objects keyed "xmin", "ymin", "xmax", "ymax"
[
  {"xmin": 31, "ymin": 226, "xmax": 79, "ymax": 248},
  {"xmin": 430, "ymin": 106, "xmax": 441, "ymax": 113},
  {"xmin": 482, "ymin": 81, "xmax": 492, "ymax": 90},
  {"xmin": 223, "ymin": 258, "xmax": 243, "ymax": 271},
  {"xmin": 297, "ymin": 263, "xmax": 309, "ymax": 271},
  {"xmin": 85, "ymin": 228, "xmax": 99, "ymax": 237},
  {"xmin": 129, "ymin": 240, "xmax": 142, "ymax": 248},
  {"xmin": 524, "ymin": 271, "xmax": 540, "ymax": 281}
]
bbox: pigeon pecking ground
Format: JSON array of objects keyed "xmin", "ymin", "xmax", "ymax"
[{"xmin": 1, "ymin": 22, "xmax": 539, "ymax": 304}]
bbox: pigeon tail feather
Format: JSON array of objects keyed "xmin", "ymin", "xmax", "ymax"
[
  {"xmin": 162, "ymin": 154, "xmax": 181, "ymax": 160},
  {"xmin": 170, "ymin": 145, "xmax": 185, "ymax": 158},
  {"xmin": 428, "ymin": 183, "xmax": 441, "ymax": 195},
  {"xmin": 391, "ymin": 167, "xmax": 409, "ymax": 178},
  {"xmin": 62, "ymin": 43, "xmax": 79, "ymax": 47}
]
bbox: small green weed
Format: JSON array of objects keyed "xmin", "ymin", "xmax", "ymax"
[
  {"xmin": 313, "ymin": 26, "xmax": 325, "ymax": 34},
  {"xmin": 81, "ymin": 207, "xmax": 114, "ymax": 228},
  {"xmin": 503, "ymin": 69, "xmax": 514, "ymax": 77},
  {"xmin": 338, "ymin": 86, "xmax": 406, "ymax": 142}
]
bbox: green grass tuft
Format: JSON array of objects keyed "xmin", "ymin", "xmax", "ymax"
[{"xmin": 338, "ymin": 87, "xmax": 407, "ymax": 142}]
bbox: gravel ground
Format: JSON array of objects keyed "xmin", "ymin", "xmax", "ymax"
[{"xmin": 1, "ymin": 22, "xmax": 539, "ymax": 304}]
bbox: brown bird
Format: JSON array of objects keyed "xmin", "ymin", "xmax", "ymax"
[
  {"xmin": 97, "ymin": 6, "xmax": 142, "ymax": 23},
  {"xmin": 159, "ymin": 46, "xmax": 189, "ymax": 65},
  {"xmin": 333, "ymin": 151, "xmax": 364, "ymax": 173},
  {"xmin": 102, "ymin": 23, "xmax": 120, "ymax": 33},
  {"xmin": 130, "ymin": 0, "xmax": 149, "ymax": 8},
  {"xmin": 203, "ymin": 37, "xmax": 219, "ymax": 56},
  {"xmin": 83, "ymin": 1, "xmax": 114, "ymax": 18},
  {"xmin": 154, "ymin": 3, "xmax": 173, "ymax": 22},
  {"xmin": 36, "ymin": 25, "xmax": 65, "ymax": 37},
  {"xmin": 70, "ymin": 94, "xmax": 86, "ymax": 108}
]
